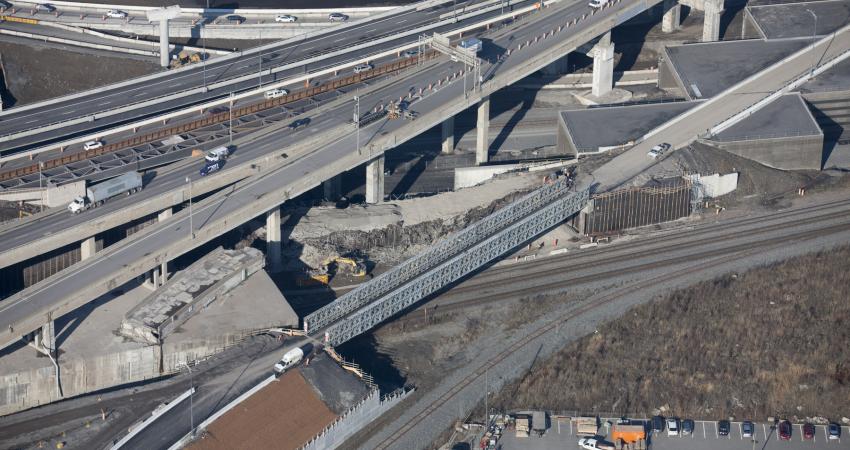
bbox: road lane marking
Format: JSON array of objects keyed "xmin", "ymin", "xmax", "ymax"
[{"xmin": 333, "ymin": 37, "xmax": 347, "ymax": 42}]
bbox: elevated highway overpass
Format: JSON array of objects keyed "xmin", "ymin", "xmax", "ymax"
[
  {"xmin": 0, "ymin": 0, "xmax": 536, "ymax": 154},
  {"xmin": 3, "ymin": 0, "xmax": 848, "ymax": 355}
]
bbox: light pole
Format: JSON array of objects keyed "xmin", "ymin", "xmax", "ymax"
[
  {"xmin": 186, "ymin": 176, "xmax": 194, "ymax": 239},
  {"xmin": 806, "ymin": 9, "xmax": 818, "ymax": 76},
  {"xmin": 202, "ymin": 0, "xmax": 208, "ymax": 90},
  {"xmin": 354, "ymin": 94, "xmax": 360, "ymax": 155},
  {"xmin": 38, "ymin": 161, "xmax": 44, "ymax": 213},
  {"xmin": 229, "ymin": 92, "xmax": 234, "ymax": 145}
]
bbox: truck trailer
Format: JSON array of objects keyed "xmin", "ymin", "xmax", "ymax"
[
  {"xmin": 611, "ymin": 424, "xmax": 647, "ymax": 444},
  {"xmin": 574, "ymin": 416, "xmax": 599, "ymax": 436},
  {"xmin": 68, "ymin": 172, "xmax": 143, "ymax": 213}
]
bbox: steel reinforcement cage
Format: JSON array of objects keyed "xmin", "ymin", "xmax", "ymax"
[
  {"xmin": 321, "ymin": 188, "xmax": 589, "ymax": 346},
  {"xmin": 304, "ymin": 176, "xmax": 579, "ymax": 332}
]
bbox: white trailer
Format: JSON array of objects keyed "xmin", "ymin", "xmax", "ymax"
[{"xmin": 68, "ymin": 172, "xmax": 143, "ymax": 213}]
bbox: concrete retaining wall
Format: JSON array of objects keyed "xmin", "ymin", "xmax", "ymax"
[
  {"xmin": 0, "ymin": 329, "xmax": 261, "ymax": 416},
  {"xmin": 711, "ymin": 134, "xmax": 825, "ymax": 170},
  {"xmin": 45, "ymin": 180, "xmax": 85, "ymax": 207}
]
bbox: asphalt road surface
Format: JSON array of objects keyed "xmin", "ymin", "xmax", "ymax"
[{"xmin": 0, "ymin": 0, "xmax": 532, "ymax": 152}]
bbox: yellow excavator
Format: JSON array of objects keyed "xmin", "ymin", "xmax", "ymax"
[
  {"xmin": 169, "ymin": 50, "xmax": 205, "ymax": 69},
  {"xmin": 297, "ymin": 256, "xmax": 367, "ymax": 287}
]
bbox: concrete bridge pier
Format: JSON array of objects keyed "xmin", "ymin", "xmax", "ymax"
[
  {"xmin": 365, "ymin": 155, "xmax": 385, "ymax": 204},
  {"xmin": 81, "ymin": 236, "xmax": 96, "ymax": 260},
  {"xmin": 158, "ymin": 19, "xmax": 170, "ymax": 67},
  {"xmin": 662, "ymin": 0, "xmax": 681, "ymax": 33},
  {"xmin": 33, "ymin": 320, "xmax": 55, "ymax": 357},
  {"xmin": 476, "ymin": 96, "xmax": 490, "ymax": 165},
  {"xmin": 323, "ymin": 176, "xmax": 342, "ymax": 201},
  {"xmin": 591, "ymin": 32, "xmax": 615, "ymax": 97},
  {"xmin": 266, "ymin": 207, "xmax": 283, "ymax": 272},
  {"xmin": 702, "ymin": 0, "xmax": 724, "ymax": 42},
  {"xmin": 441, "ymin": 116, "xmax": 455, "ymax": 154},
  {"xmin": 542, "ymin": 54, "xmax": 570, "ymax": 76},
  {"xmin": 158, "ymin": 207, "xmax": 173, "ymax": 222}
]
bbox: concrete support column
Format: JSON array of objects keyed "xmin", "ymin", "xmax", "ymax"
[
  {"xmin": 266, "ymin": 207, "xmax": 282, "ymax": 272},
  {"xmin": 541, "ymin": 54, "xmax": 570, "ymax": 76},
  {"xmin": 160, "ymin": 261, "xmax": 169, "ymax": 285},
  {"xmin": 159, "ymin": 19, "xmax": 170, "ymax": 67},
  {"xmin": 662, "ymin": 0, "xmax": 681, "ymax": 33},
  {"xmin": 441, "ymin": 116, "xmax": 455, "ymax": 154},
  {"xmin": 476, "ymin": 96, "xmax": 490, "ymax": 165},
  {"xmin": 365, "ymin": 155, "xmax": 385, "ymax": 204},
  {"xmin": 35, "ymin": 320, "xmax": 55, "ymax": 356},
  {"xmin": 702, "ymin": 0, "xmax": 724, "ymax": 42},
  {"xmin": 592, "ymin": 34, "xmax": 615, "ymax": 97},
  {"xmin": 323, "ymin": 176, "xmax": 342, "ymax": 201},
  {"xmin": 81, "ymin": 236, "xmax": 96, "ymax": 260},
  {"xmin": 158, "ymin": 207, "xmax": 172, "ymax": 222}
]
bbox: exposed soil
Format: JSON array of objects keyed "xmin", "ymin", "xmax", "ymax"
[
  {"xmin": 0, "ymin": 42, "xmax": 159, "ymax": 107},
  {"xmin": 0, "ymin": 200, "xmax": 38, "ymax": 223},
  {"xmin": 492, "ymin": 246, "xmax": 850, "ymax": 422}
]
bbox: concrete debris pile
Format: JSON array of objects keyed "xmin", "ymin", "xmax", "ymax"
[{"xmin": 119, "ymin": 247, "xmax": 264, "ymax": 345}]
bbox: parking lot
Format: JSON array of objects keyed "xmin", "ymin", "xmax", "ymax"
[{"xmin": 497, "ymin": 417, "xmax": 850, "ymax": 450}]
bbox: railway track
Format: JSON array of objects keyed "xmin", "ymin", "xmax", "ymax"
[{"xmin": 371, "ymin": 214, "xmax": 850, "ymax": 449}]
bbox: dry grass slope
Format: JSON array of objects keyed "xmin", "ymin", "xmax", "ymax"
[{"xmin": 495, "ymin": 246, "xmax": 850, "ymax": 420}]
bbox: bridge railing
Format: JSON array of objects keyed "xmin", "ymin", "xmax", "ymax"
[
  {"xmin": 304, "ymin": 176, "xmax": 578, "ymax": 332},
  {"xmin": 322, "ymin": 188, "xmax": 590, "ymax": 346}
]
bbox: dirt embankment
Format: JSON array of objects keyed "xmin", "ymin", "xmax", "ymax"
[{"xmin": 492, "ymin": 246, "xmax": 850, "ymax": 421}]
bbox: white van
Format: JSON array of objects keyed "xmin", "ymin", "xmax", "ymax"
[
  {"xmin": 264, "ymin": 88, "xmax": 289, "ymax": 99},
  {"xmin": 204, "ymin": 145, "xmax": 230, "ymax": 162},
  {"xmin": 588, "ymin": 0, "xmax": 609, "ymax": 8}
]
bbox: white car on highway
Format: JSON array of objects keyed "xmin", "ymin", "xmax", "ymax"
[
  {"xmin": 106, "ymin": 9, "xmax": 127, "ymax": 18},
  {"xmin": 647, "ymin": 142, "xmax": 671, "ymax": 159},
  {"xmin": 353, "ymin": 63, "xmax": 373, "ymax": 74},
  {"xmin": 328, "ymin": 12, "xmax": 349, "ymax": 22},
  {"xmin": 35, "ymin": 3, "xmax": 56, "ymax": 12},
  {"xmin": 83, "ymin": 140, "xmax": 103, "ymax": 151},
  {"xmin": 264, "ymin": 88, "xmax": 289, "ymax": 99},
  {"xmin": 275, "ymin": 14, "xmax": 297, "ymax": 23}
]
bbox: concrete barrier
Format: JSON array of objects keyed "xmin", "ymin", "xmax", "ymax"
[
  {"xmin": 11, "ymin": 0, "xmax": 393, "ymax": 15},
  {"xmin": 110, "ymin": 387, "xmax": 195, "ymax": 450}
]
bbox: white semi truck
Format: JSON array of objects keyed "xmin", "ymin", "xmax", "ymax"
[
  {"xmin": 273, "ymin": 347, "xmax": 304, "ymax": 375},
  {"xmin": 67, "ymin": 172, "xmax": 143, "ymax": 213}
]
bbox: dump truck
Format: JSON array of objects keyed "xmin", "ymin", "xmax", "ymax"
[
  {"xmin": 532, "ymin": 411, "xmax": 547, "ymax": 436},
  {"xmin": 514, "ymin": 415, "xmax": 530, "ymax": 437},
  {"xmin": 273, "ymin": 347, "xmax": 304, "ymax": 374},
  {"xmin": 68, "ymin": 172, "xmax": 142, "ymax": 213},
  {"xmin": 611, "ymin": 424, "xmax": 646, "ymax": 444},
  {"xmin": 574, "ymin": 416, "xmax": 599, "ymax": 436}
]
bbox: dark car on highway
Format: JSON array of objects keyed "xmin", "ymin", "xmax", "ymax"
[
  {"xmin": 289, "ymin": 117, "xmax": 311, "ymax": 130},
  {"xmin": 779, "ymin": 420, "xmax": 792, "ymax": 440},
  {"xmin": 651, "ymin": 416, "xmax": 665, "ymax": 433},
  {"xmin": 803, "ymin": 423, "xmax": 815, "ymax": 440},
  {"xmin": 200, "ymin": 160, "xmax": 222, "ymax": 176},
  {"xmin": 718, "ymin": 420, "xmax": 731, "ymax": 436},
  {"xmin": 225, "ymin": 14, "xmax": 245, "ymax": 24},
  {"xmin": 682, "ymin": 419, "xmax": 695, "ymax": 435}
]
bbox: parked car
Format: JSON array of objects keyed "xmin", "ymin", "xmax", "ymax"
[
  {"xmin": 803, "ymin": 423, "xmax": 815, "ymax": 440},
  {"xmin": 742, "ymin": 421, "xmax": 754, "ymax": 438},
  {"xmin": 666, "ymin": 418, "xmax": 679, "ymax": 437},
  {"xmin": 275, "ymin": 14, "xmax": 297, "ymax": 22},
  {"xmin": 779, "ymin": 420, "xmax": 792, "ymax": 440},
  {"xmin": 264, "ymin": 88, "xmax": 289, "ymax": 99},
  {"xmin": 647, "ymin": 142, "xmax": 671, "ymax": 159},
  {"xmin": 83, "ymin": 140, "xmax": 103, "ymax": 151},
  {"xmin": 288, "ymin": 117, "xmax": 311, "ymax": 130},
  {"xmin": 651, "ymin": 416, "xmax": 665, "ymax": 433},
  {"xmin": 682, "ymin": 419, "xmax": 694, "ymax": 435},
  {"xmin": 828, "ymin": 423, "xmax": 841, "ymax": 440},
  {"xmin": 353, "ymin": 63, "xmax": 373, "ymax": 74},
  {"xmin": 199, "ymin": 160, "xmax": 222, "ymax": 176},
  {"xmin": 578, "ymin": 437, "xmax": 614, "ymax": 450},
  {"xmin": 718, "ymin": 420, "xmax": 731, "ymax": 436},
  {"xmin": 36, "ymin": 3, "xmax": 56, "ymax": 12},
  {"xmin": 225, "ymin": 14, "xmax": 245, "ymax": 24},
  {"xmin": 328, "ymin": 12, "xmax": 349, "ymax": 22},
  {"xmin": 106, "ymin": 9, "xmax": 127, "ymax": 18}
]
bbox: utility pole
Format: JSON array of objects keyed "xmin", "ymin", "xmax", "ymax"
[
  {"xmin": 202, "ymin": 0, "xmax": 208, "ymax": 90},
  {"xmin": 38, "ymin": 161, "xmax": 44, "ymax": 213}
]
